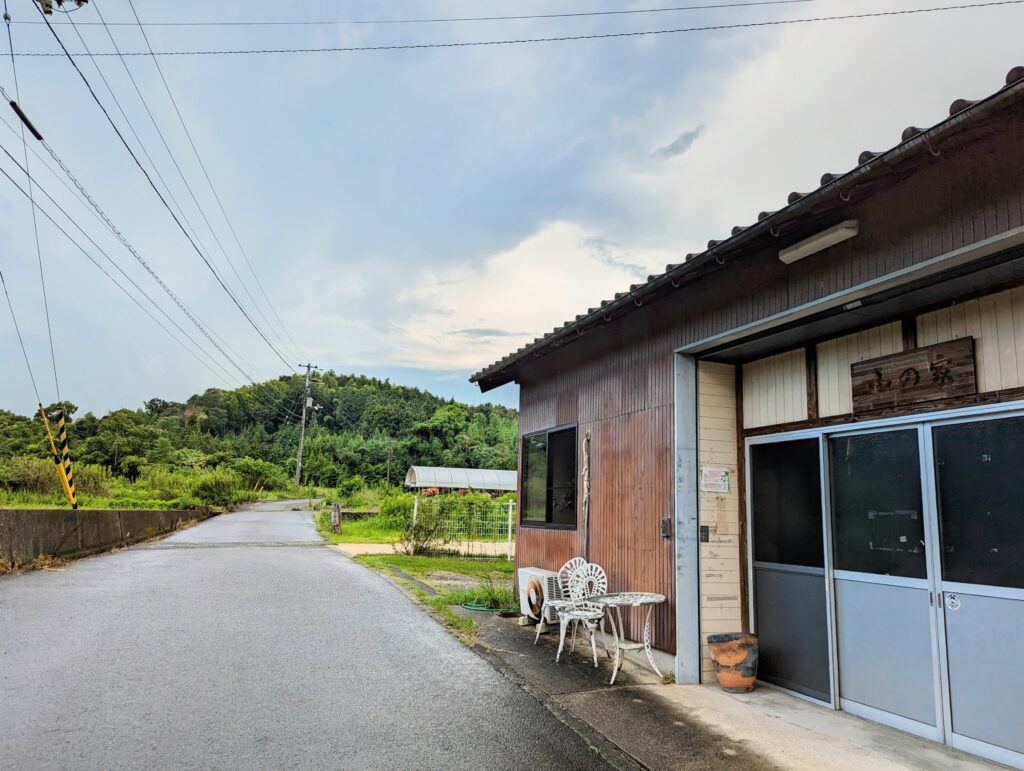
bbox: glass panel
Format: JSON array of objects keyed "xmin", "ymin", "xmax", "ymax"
[
  {"xmin": 521, "ymin": 433, "xmax": 547, "ymax": 522},
  {"xmin": 933, "ymin": 416, "xmax": 1024, "ymax": 589},
  {"xmin": 751, "ymin": 439, "xmax": 824, "ymax": 567},
  {"xmin": 829, "ymin": 430, "xmax": 926, "ymax": 578},
  {"xmin": 750, "ymin": 438, "xmax": 830, "ymax": 702},
  {"xmin": 548, "ymin": 427, "xmax": 577, "ymax": 526}
]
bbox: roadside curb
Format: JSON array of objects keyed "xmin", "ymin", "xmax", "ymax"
[
  {"xmin": 349, "ymin": 556, "xmax": 648, "ymax": 771},
  {"xmin": 470, "ymin": 639, "xmax": 649, "ymax": 771}
]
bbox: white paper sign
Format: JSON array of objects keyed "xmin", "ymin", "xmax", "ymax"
[{"xmin": 700, "ymin": 466, "xmax": 730, "ymax": 494}]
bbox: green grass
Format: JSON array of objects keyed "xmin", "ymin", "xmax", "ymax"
[
  {"xmin": 354, "ymin": 554, "xmax": 514, "ymax": 581},
  {"xmin": 354, "ymin": 554, "xmax": 517, "ymax": 641},
  {"xmin": 313, "ymin": 510, "xmax": 403, "ymax": 544}
]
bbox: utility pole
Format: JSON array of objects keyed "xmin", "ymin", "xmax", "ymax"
[{"xmin": 294, "ymin": 363, "xmax": 317, "ymax": 490}]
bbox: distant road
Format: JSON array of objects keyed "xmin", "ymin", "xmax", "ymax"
[{"xmin": 0, "ymin": 500, "xmax": 608, "ymax": 770}]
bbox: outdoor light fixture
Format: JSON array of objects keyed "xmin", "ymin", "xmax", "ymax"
[{"xmin": 778, "ymin": 219, "xmax": 859, "ymax": 264}]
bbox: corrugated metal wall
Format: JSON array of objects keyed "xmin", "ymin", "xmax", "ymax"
[
  {"xmin": 517, "ymin": 322, "xmax": 677, "ymax": 652},
  {"xmin": 917, "ymin": 286, "xmax": 1024, "ymax": 391},
  {"xmin": 742, "ymin": 349, "xmax": 807, "ymax": 428}
]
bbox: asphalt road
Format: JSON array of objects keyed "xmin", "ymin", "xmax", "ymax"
[{"xmin": 0, "ymin": 501, "xmax": 610, "ymax": 770}]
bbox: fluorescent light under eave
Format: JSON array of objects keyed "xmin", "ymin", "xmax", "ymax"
[{"xmin": 779, "ymin": 219, "xmax": 859, "ymax": 264}]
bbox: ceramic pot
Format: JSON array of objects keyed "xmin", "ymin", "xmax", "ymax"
[{"xmin": 707, "ymin": 632, "xmax": 758, "ymax": 693}]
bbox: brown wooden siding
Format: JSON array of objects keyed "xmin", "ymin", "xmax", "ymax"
[{"xmin": 514, "ymin": 102, "xmax": 1024, "ymax": 657}]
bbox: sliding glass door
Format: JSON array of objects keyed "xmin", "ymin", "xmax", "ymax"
[
  {"xmin": 828, "ymin": 428, "xmax": 942, "ymax": 739},
  {"xmin": 746, "ymin": 407, "xmax": 1024, "ymax": 768},
  {"xmin": 930, "ymin": 416, "xmax": 1024, "ymax": 764},
  {"xmin": 749, "ymin": 439, "xmax": 832, "ymax": 704}
]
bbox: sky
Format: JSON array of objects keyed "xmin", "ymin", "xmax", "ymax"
[{"xmin": 0, "ymin": 0, "xmax": 1022, "ymax": 417}]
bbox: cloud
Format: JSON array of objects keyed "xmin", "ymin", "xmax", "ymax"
[
  {"xmin": 651, "ymin": 125, "xmax": 705, "ymax": 159},
  {"xmin": 392, "ymin": 221, "xmax": 674, "ymax": 370},
  {"xmin": 452, "ymin": 328, "xmax": 531, "ymax": 338}
]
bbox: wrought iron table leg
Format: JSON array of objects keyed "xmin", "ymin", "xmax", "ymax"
[
  {"xmin": 642, "ymin": 606, "xmax": 662, "ymax": 678},
  {"xmin": 610, "ymin": 607, "xmax": 625, "ymax": 685},
  {"xmin": 556, "ymin": 616, "xmax": 569, "ymax": 663}
]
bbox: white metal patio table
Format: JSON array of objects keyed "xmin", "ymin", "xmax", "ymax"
[{"xmin": 589, "ymin": 592, "xmax": 666, "ymax": 685}]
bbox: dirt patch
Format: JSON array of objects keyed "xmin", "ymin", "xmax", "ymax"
[
  {"xmin": 0, "ymin": 554, "xmax": 71, "ymax": 575},
  {"xmin": 425, "ymin": 571, "xmax": 514, "ymax": 593}
]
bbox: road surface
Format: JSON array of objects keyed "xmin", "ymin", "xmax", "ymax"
[{"xmin": 0, "ymin": 501, "xmax": 609, "ymax": 770}]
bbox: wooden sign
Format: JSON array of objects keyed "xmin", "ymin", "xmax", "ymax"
[{"xmin": 851, "ymin": 337, "xmax": 976, "ymax": 413}]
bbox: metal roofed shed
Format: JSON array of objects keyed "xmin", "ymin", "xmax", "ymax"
[{"xmin": 404, "ymin": 466, "xmax": 517, "ymax": 492}]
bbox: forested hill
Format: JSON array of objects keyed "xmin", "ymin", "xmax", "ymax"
[{"xmin": 0, "ymin": 372, "xmax": 518, "ymax": 488}]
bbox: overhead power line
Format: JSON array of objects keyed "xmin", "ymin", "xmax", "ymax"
[
  {"xmin": 10, "ymin": 1, "xmax": 1024, "ymax": 57},
  {"xmin": 57, "ymin": 7, "xmax": 267, "ymax": 380},
  {"xmin": 0, "ymin": 140, "xmax": 247, "ymax": 388},
  {"xmin": 76, "ymin": 1, "xmax": 303, "ymax": 367},
  {"xmin": 11, "ymin": 0, "xmax": 815, "ymax": 27},
  {"xmin": 35, "ymin": 8, "xmax": 298, "ymax": 375},
  {"xmin": 120, "ymin": 0, "xmax": 307, "ymax": 363},
  {"xmin": 4, "ymin": 1, "xmax": 61, "ymax": 402},
  {"xmin": 0, "ymin": 268, "xmax": 44, "ymax": 405}
]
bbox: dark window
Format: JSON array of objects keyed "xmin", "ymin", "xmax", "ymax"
[
  {"xmin": 933, "ymin": 417, "xmax": 1024, "ymax": 589},
  {"xmin": 751, "ymin": 439, "xmax": 824, "ymax": 568},
  {"xmin": 829, "ymin": 430, "xmax": 926, "ymax": 578},
  {"xmin": 521, "ymin": 426, "xmax": 577, "ymax": 528}
]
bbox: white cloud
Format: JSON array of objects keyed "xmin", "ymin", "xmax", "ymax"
[
  {"xmin": 391, "ymin": 220, "xmax": 674, "ymax": 368},
  {"xmin": 587, "ymin": 0, "xmax": 1024, "ymax": 252}
]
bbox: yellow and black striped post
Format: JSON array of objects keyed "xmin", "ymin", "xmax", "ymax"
[
  {"xmin": 57, "ymin": 408, "xmax": 77, "ymax": 510},
  {"xmin": 38, "ymin": 404, "xmax": 77, "ymax": 509}
]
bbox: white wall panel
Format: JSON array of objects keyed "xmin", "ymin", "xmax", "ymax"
[
  {"xmin": 816, "ymin": 322, "xmax": 903, "ymax": 417},
  {"xmin": 917, "ymin": 286, "xmax": 1024, "ymax": 392},
  {"xmin": 742, "ymin": 349, "xmax": 807, "ymax": 428}
]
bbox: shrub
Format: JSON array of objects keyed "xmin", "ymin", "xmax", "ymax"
[
  {"xmin": 231, "ymin": 457, "xmax": 287, "ymax": 491},
  {"xmin": 336, "ymin": 475, "xmax": 365, "ymax": 497},
  {"xmin": 379, "ymin": 492, "xmax": 415, "ymax": 526},
  {"xmin": 0, "ymin": 455, "xmax": 111, "ymax": 497},
  {"xmin": 192, "ymin": 468, "xmax": 243, "ymax": 507}
]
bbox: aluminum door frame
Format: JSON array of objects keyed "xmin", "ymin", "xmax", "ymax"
[
  {"xmin": 745, "ymin": 431, "xmax": 838, "ymax": 709},
  {"xmin": 744, "ymin": 400, "xmax": 1024, "ymax": 750},
  {"xmin": 921, "ymin": 412, "xmax": 1024, "ymax": 769},
  {"xmin": 823, "ymin": 423, "xmax": 945, "ymax": 742}
]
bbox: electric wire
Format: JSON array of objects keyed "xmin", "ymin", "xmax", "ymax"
[
  {"xmin": 14, "ymin": 1, "xmax": 817, "ymax": 27},
  {"xmin": 4, "ymin": 0, "xmax": 60, "ymax": 402},
  {"xmin": 0, "ymin": 160, "xmax": 237, "ymax": 388},
  {"xmin": 35, "ymin": 7, "xmax": 298, "ymax": 376},
  {"xmin": 0, "ymin": 78, "xmax": 262, "ymax": 386},
  {"xmin": 0, "ymin": 137, "xmax": 308, "ymax": 423},
  {"xmin": 123, "ymin": 0, "xmax": 307, "ymax": 363},
  {"xmin": 0, "ymin": 136, "xmax": 241, "ymax": 387},
  {"xmin": 94, "ymin": 0, "xmax": 305, "ymax": 364},
  {"xmin": 13, "ymin": 1, "xmax": 1024, "ymax": 57},
  {"xmin": 0, "ymin": 268, "xmax": 43, "ymax": 404},
  {"xmin": 55, "ymin": 9, "xmax": 266, "ymax": 382}
]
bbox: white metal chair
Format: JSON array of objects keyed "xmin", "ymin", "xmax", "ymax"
[
  {"xmin": 556, "ymin": 562, "xmax": 608, "ymax": 668},
  {"xmin": 534, "ymin": 557, "xmax": 585, "ymax": 645}
]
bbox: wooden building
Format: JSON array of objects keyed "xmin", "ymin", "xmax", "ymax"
[{"xmin": 473, "ymin": 67, "xmax": 1024, "ymax": 768}]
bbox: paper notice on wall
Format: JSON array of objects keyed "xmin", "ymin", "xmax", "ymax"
[{"xmin": 700, "ymin": 466, "xmax": 730, "ymax": 494}]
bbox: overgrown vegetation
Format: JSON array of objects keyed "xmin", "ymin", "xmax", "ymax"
[
  {"xmin": 355, "ymin": 554, "xmax": 516, "ymax": 641},
  {"xmin": 315, "ymin": 490, "xmax": 515, "ymax": 551},
  {"xmin": 0, "ymin": 372, "xmax": 516, "ymax": 510}
]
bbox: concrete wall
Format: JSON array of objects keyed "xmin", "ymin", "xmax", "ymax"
[{"xmin": 0, "ymin": 508, "xmax": 212, "ymax": 564}]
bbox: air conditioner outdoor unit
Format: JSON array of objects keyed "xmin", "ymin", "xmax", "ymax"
[{"xmin": 518, "ymin": 567, "xmax": 560, "ymax": 622}]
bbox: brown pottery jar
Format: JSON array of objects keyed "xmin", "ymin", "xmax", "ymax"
[{"xmin": 707, "ymin": 632, "xmax": 758, "ymax": 692}]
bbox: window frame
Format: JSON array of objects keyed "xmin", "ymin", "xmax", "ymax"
[{"xmin": 519, "ymin": 422, "xmax": 579, "ymax": 531}]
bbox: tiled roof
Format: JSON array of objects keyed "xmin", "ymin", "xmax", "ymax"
[{"xmin": 471, "ymin": 66, "xmax": 1024, "ymax": 389}]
